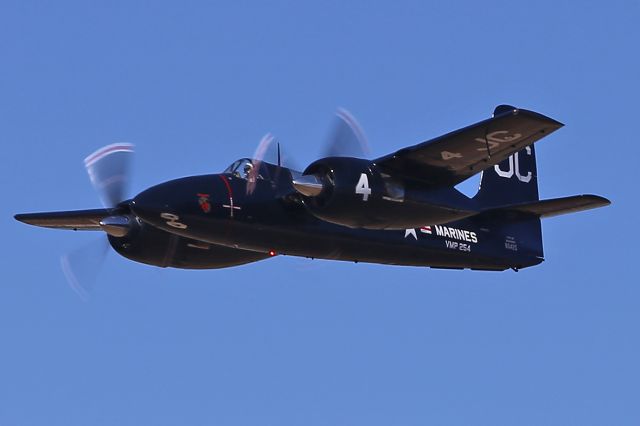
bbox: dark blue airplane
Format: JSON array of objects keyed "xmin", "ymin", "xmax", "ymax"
[{"xmin": 15, "ymin": 105, "xmax": 609, "ymax": 295}]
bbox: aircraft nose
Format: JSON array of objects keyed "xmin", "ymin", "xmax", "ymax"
[
  {"xmin": 131, "ymin": 183, "xmax": 176, "ymax": 228},
  {"xmin": 131, "ymin": 176, "xmax": 222, "ymax": 229}
]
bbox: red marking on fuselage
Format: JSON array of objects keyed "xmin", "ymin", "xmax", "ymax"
[
  {"xmin": 218, "ymin": 175, "xmax": 233, "ymax": 197},
  {"xmin": 218, "ymin": 175, "xmax": 241, "ymax": 218},
  {"xmin": 197, "ymin": 193, "xmax": 211, "ymax": 213}
]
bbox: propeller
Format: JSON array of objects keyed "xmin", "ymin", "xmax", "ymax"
[
  {"xmin": 246, "ymin": 108, "xmax": 370, "ymax": 197},
  {"xmin": 322, "ymin": 107, "xmax": 370, "ymax": 159},
  {"xmin": 291, "ymin": 108, "xmax": 371, "ymax": 198},
  {"xmin": 245, "ymin": 132, "xmax": 304, "ymax": 195},
  {"xmin": 61, "ymin": 143, "xmax": 135, "ymax": 299},
  {"xmin": 85, "ymin": 143, "xmax": 134, "ymax": 208},
  {"xmin": 60, "ymin": 237, "xmax": 110, "ymax": 301},
  {"xmin": 247, "ymin": 133, "xmax": 275, "ymax": 195}
]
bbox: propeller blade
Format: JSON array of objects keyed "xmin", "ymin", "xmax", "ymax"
[
  {"xmin": 84, "ymin": 143, "xmax": 134, "ymax": 207},
  {"xmin": 247, "ymin": 133, "xmax": 302, "ymax": 195},
  {"xmin": 60, "ymin": 238, "xmax": 109, "ymax": 300},
  {"xmin": 252, "ymin": 133, "xmax": 276, "ymax": 166},
  {"xmin": 251, "ymin": 133, "xmax": 300, "ymax": 170},
  {"xmin": 322, "ymin": 108, "xmax": 370, "ymax": 159},
  {"xmin": 247, "ymin": 133, "xmax": 275, "ymax": 195}
]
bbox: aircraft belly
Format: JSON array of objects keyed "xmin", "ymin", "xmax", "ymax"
[{"xmin": 188, "ymin": 218, "xmax": 541, "ymax": 270}]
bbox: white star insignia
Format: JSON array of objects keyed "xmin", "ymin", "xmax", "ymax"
[{"xmin": 404, "ymin": 228, "xmax": 417, "ymax": 240}]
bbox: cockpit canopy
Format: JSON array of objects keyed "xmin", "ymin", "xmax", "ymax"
[{"xmin": 223, "ymin": 158, "xmax": 268, "ymax": 180}]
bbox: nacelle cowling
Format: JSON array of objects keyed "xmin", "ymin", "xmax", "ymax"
[{"xmin": 296, "ymin": 157, "xmax": 475, "ymax": 229}]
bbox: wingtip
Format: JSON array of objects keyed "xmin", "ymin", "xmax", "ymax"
[
  {"xmin": 494, "ymin": 104, "xmax": 565, "ymax": 129},
  {"xmin": 516, "ymin": 107, "xmax": 564, "ymax": 129},
  {"xmin": 577, "ymin": 194, "xmax": 611, "ymax": 209},
  {"xmin": 14, "ymin": 212, "xmax": 48, "ymax": 226},
  {"xmin": 14, "ymin": 213, "xmax": 28, "ymax": 224},
  {"xmin": 589, "ymin": 194, "xmax": 612, "ymax": 207}
]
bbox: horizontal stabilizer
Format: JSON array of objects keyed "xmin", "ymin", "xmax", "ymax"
[
  {"xmin": 489, "ymin": 195, "xmax": 611, "ymax": 218},
  {"xmin": 14, "ymin": 208, "xmax": 115, "ymax": 230}
]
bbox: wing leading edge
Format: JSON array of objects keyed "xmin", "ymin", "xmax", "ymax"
[{"xmin": 374, "ymin": 105, "xmax": 563, "ymax": 186}]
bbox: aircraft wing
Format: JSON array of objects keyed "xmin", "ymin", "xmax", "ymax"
[
  {"xmin": 374, "ymin": 105, "xmax": 564, "ymax": 186},
  {"xmin": 14, "ymin": 208, "xmax": 114, "ymax": 230}
]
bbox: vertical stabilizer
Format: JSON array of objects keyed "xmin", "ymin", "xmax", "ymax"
[
  {"xmin": 474, "ymin": 144, "xmax": 539, "ymax": 207},
  {"xmin": 474, "ymin": 144, "xmax": 544, "ymax": 260}
]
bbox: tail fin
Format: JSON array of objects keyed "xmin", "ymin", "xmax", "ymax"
[
  {"xmin": 473, "ymin": 144, "xmax": 544, "ymax": 262},
  {"xmin": 474, "ymin": 144, "xmax": 539, "ymax": 207}
]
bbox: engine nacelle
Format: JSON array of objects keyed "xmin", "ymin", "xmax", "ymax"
[{"xmin": 298, "ymin": 157, "xmax": 474, "ymax": 229}]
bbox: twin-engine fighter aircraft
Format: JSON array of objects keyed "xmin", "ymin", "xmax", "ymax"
[{"xmin": 16, "ymin": 105, "xmax": 610, "ymax": 283}]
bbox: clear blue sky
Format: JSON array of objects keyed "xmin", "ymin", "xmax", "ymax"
[{"xmin": 1, "ymin": 1, "xmax": 638, "ymax": 425}]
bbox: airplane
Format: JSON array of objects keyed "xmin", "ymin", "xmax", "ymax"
[{"xmin": 15, "ymin": 105, "xmax": 610, "ymax": 290}]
